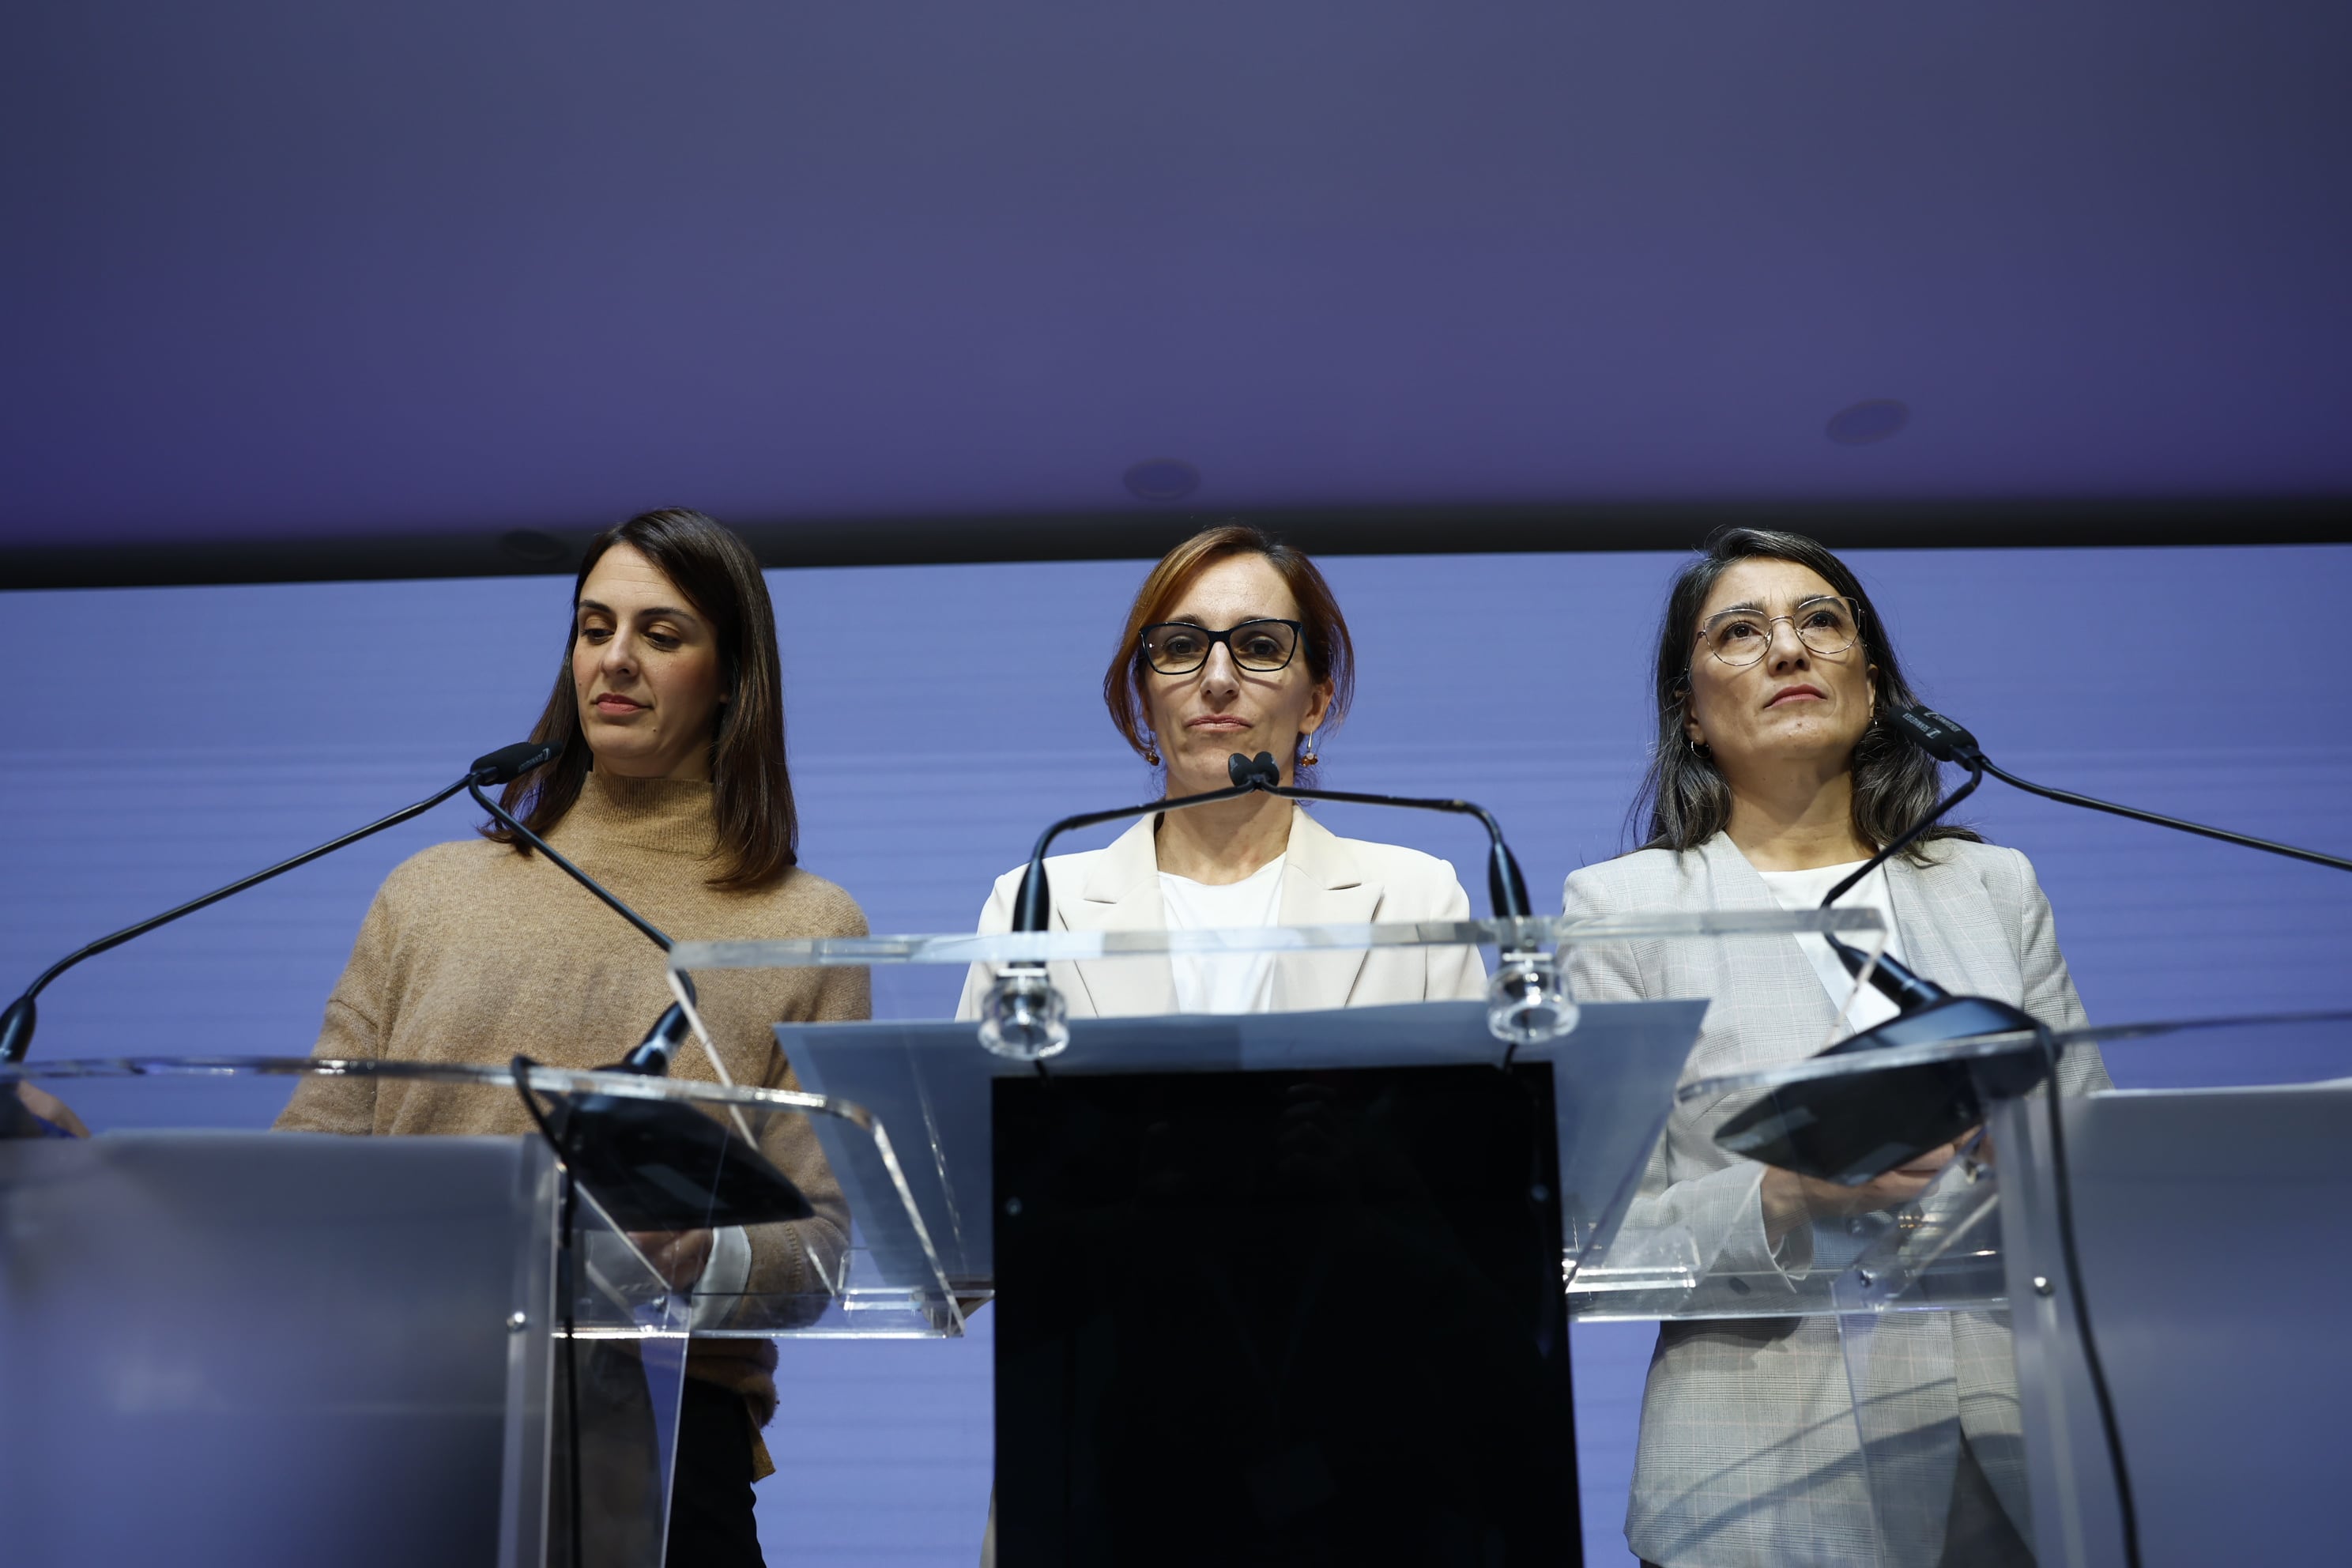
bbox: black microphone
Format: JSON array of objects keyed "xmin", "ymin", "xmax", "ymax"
[
  {"xmin": 467, "ymin": 775, "xmax": 811, "ymax": 1231},
  {"xmin": 466, "ymin": 776, "xmax": 693, "ymax": 1074},
  {"xmin": 0, "ymin": 741, "xmax": 565, "ymax": 1067},
  {"xmin": 469, "ymin": 738, "xmax": 564, "ymax": 786},
  {"xmin": 1811, "ymin": 741, "xmax": 1986, "ymax": 1012},
  {"xmin": 1714, "ymin": 722, "xmax": 2042, "ymax": 1184},
  {"xmin": 1736, "ymin": 699, "xmax": 2352, "ymax": 1178}
]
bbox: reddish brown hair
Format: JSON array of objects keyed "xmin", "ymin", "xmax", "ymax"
[
  {"xmin": 484, "ymin": 507, "xmax": 800, "ymax": 890},
  {"xmin": 1102, "ymin": 523, "xmax": 1356, "ymax": 771}
]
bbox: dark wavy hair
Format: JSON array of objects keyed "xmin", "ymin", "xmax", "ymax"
[
  {"xmin": 484, "ymin": 508, "xmax": 799, "ymax": 890},
  {"xmin": 1631, "ymin": 527, "xmax": 1977, "ymax": 860},
  {"xmin": 1102, "ymin": 522, "xmax": 1355, "ymax": 782}
]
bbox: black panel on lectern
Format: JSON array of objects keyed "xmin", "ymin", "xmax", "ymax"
[{"xmin": 993, "ymin": 1063, "xmax": 1579, "ymax": 1567}]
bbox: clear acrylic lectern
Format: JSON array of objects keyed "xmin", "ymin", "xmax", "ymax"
[
  {"xmin": 1685, "ymin": 1008, "xmax": 2352, "ymax": 1568},
  {"xmin": 683, "ymin": 907, "xmax": 1894, "ymax": 1565},
  {"xmin": 0, "ymin": 1057, "xmax": 953, "ymax": 1568}
]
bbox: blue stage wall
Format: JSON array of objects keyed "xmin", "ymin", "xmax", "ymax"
[{"xmin": 6, "ymin": 544, "xmax": 2349, "ymax": 1564}]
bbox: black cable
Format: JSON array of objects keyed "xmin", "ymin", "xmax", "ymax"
[
  {"xmin": 513, "ymin": 1057, "xmax": 584, "ymax": 1568},
  {"xmin": 1983, "ymin": 759, "xmax": 2352, "ymax": 874},
  {"xmin": 2036, "ymin": 1034, "xmax": 2141, "ymax": 1568}
]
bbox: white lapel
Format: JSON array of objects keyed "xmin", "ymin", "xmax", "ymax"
[
  {"xmin": 1270, "ymin": 810, "xmax": 1381, "ymax": 1012},
  {"xmin": 1065, "ymin": 816, "xmax": 1178, "ymax": 1017}
]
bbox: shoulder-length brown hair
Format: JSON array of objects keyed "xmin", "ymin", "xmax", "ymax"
[
  {"xmin": 1102, "ymin": 522, "xmax": 1355, "ymax": 779},
  {"xmin": 484, "ymin": 507, "xmax": 799, "ymax": 890},
  {"xmin": 1631, "ymin": 526, "xmax": 1978, "ymax": 860}
]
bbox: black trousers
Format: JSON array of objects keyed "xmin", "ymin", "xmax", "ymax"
[{"xmin": 665, "ymin": 1378, "xmax": 767, "ymax": 1568}]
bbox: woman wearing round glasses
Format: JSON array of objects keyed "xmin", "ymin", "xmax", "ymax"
[
  {"xmin": 1565, "ymin": 529, "xmax": 2109, "ymax": 1567},
  {"xmin": 957, "ymin": 522, "xmax": 1485, "ymax": 1022}
]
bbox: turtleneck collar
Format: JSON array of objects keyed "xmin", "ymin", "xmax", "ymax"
[{"xmin": 558, "ymin": 767, "xmax": 720, "ymax": 859}]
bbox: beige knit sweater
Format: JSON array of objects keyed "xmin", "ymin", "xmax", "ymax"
[{"xmin": 277, "ymin": 770, "xmax": 869, "ymax": 1423}]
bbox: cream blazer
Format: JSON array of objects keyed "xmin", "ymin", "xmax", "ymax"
[
  {"xmin": 1564, "ymin": 833, "xmax": 2109, "ymax": 1568},
  {"xmin": 959, "ymin": 806, "xmax": 1487, "ymax": 1566},
  {"xmin": 955, "ymin": 806, "xmax": 1487, "ymax": 1020}
]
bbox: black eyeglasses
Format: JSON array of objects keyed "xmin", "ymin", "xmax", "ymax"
[{"xmin": 1138, "ymin": 619, "xmax": 1303, "ymax": 676}]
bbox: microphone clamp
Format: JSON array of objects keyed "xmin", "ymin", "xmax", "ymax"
[
  {"xmin": 1887, "ymin": 706, "xmax": 1984, "ymax": 766},
  {"xmin": 1227, "ymin": 751, "xmax": 1283, "ymax": 790},
  {"xmin": 469, "ymin": 738, "xmax": 564, "ymax": 786}
]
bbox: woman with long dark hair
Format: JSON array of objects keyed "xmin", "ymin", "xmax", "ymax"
[
  {"xmin": 281, "ymin": 508, "xmax": 865, "ymax": 1566},
  {"xmin": 1566, "ymin": 528, "xmax": 2108, "ymax": 1568}
]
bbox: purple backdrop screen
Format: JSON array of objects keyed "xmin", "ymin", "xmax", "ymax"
[{"xmin": 7, "ymin": 545, "xmax": 2349, "ymax": 1563}]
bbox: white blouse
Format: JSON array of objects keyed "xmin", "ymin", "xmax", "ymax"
[
  {"xmin": 1155, "ymin": 854, "xmax": 1287, "ymax": 1014},
  {"xmin": 1753, "ymin": 856, "xmax": 1908, "ymax": 1035}
]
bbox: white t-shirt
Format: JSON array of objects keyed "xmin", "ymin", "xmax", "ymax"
[
  {"xmin": 1157, "ymin": 854, "xmax": 1288, "ymax": 1015},
  {"xmin": 1753, "ymin": 858, "xmax": 1907, "ymax": 1035}
]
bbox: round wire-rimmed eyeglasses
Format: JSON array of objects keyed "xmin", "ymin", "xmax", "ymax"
[
  {"xmin": 1694, "ymin": 595, "xmax": 1864, "ymax": 669},
  {"xmin": 1138, "ymin": 618, "xmax": 1303, "ymax": 677}
]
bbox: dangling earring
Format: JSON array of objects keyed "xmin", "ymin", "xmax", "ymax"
[
  {"xmin": 1299, "ymin": 729, "xmax": 1320, "ymax": 767},
  {"xmin": 1143, "ymin": 733, "xmax": 1161, "ymax": 767}
]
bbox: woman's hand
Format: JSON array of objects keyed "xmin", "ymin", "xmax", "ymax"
[
  {"xmin": 625, "ymin": 1227, "xmax": 715, "ymax": 1292},
  {"xmin": 1758, "ymin": 1136, "xmax": 1971, "ymax": 1246},
  {"xmin": 10, "ymin": 1082, "xmax": 90, "ymax": 1138}
]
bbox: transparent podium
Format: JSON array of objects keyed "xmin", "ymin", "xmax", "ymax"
[
  {"xmin": 17, "ymin": 909, "xmax": 2319, "ymax": 1566},
  {"xmin": 682, "ymin": 906, "xmax": 1894, "ymax": 1564},
  {"xmin": 680, "ymin": 912, "xmax": 2352, "ymax": 1568},
  {"xmin": 1693, "ymin": 1010, "xmax": 2352, "ymax": 1568},
  {"xmin": 0, "ymin": 1057, "xmax": 955, "ymax": 1568}
]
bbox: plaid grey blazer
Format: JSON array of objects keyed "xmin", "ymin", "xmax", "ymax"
[{"xmin": 1563, "ymin": 834, "xmax": 2109, "ymax": 1568}]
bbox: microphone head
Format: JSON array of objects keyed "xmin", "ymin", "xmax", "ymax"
[
  {"xmin": 469, "ymin": 738, "xmax": 564, "ymax": 786},
  {"xmin": 1888, "ymin": 705, "xmax": 1982, "ymax": 764},
  {"xmin": 1227, "ymin": 752, "xmax": 1281, "ymax": 790}
]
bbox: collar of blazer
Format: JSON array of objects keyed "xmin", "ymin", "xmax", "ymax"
[
  {"xmin": 1065, "ymin": 807, "xmax": 1382, "ymax": 1016},
  {"xmin": 1691, "ymin": 835, "xmax": 1840, "ymax": 1070}
]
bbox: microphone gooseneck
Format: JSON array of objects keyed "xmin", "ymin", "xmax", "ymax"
[
  {"xmin": 1890, "ymin": 703, "xmax": 2352, "ymax": 875},
  {"xmin": 469, "ymin": 780, "xmax": 673, "ymax": 953},
  {"xmin": 1242, "ymin": 753, "xmax": 1535, "ymax": 923},
  {"xmin": 466, "ymin": 778, "xmax": 695, "ymax": 1074},
  {"xmin": 0, "ymin": 741, "xmax": 564, "ymax": 1066},
  {"xmin": 1008, "ymin": 765, "xmax": 1276, "ymax": 934},
  {"xmin": 1008, "ymin": 750, "xmax": 1536, "ymax": 933},
  {"xmin": 979, "ymin": 751, "xmax": 1559, "ymax": 1059},
  {"xmin": 1813, "ymin": 743, "xmax": 1986, "ymax": 1011}
]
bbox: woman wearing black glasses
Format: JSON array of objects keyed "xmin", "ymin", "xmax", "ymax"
[
  {"xmin": 1565, "ymin": 528, "xmax": 2109, "ymax": 1568},
  {"xmin": 956, "ymin": 522, "xmax": 1485, "ymax": 1023}
]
